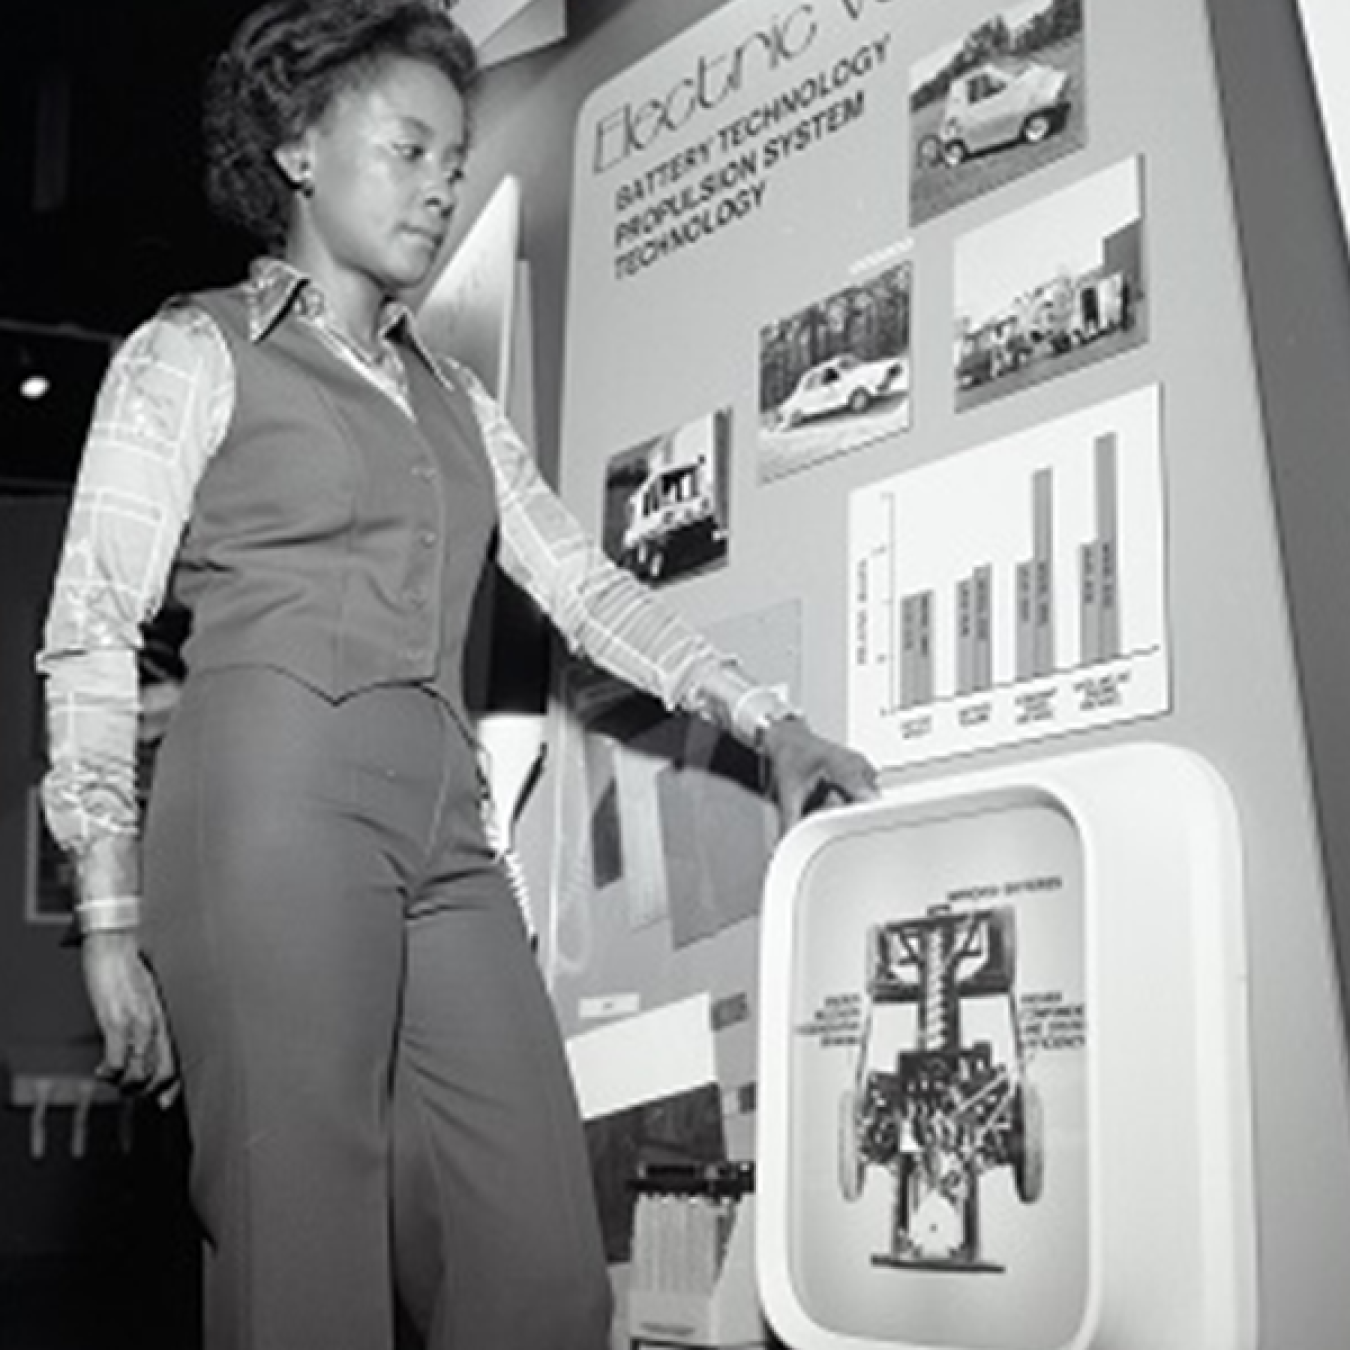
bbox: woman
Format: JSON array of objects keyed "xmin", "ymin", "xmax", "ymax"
[{"xmin": 38, "ymin": 3, "xmax": 879, "ymax": 1348}]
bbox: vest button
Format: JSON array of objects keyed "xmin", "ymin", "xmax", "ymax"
[
  {"xmin": 406, "ymin": 587, "xmax": 427, "ymax": 609},
  {"xmin": 412, "ymin": 462, "xmax": 435, "ymax": 480},
  {"xmin": 418, "ymin": 529, "xmax": 437, "ymax": 548}
]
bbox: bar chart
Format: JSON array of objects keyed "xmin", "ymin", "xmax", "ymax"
[{"xmin": 849, "ymin": 385, "xmax": 1168, "ymax": 766}]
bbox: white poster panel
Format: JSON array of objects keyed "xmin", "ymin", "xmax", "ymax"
[{"xmin": 848, "ymin": 384, "xmax": 1169, "ymax": 768}]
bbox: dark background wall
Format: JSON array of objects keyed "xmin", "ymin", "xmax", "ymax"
[
  {"xmin": 0, "ymin": 498, "xmax": 88, "ymax": 1051},
  {"xmin": 0, "ymin": 498, "xmax": 199, "ymax": 1347}
]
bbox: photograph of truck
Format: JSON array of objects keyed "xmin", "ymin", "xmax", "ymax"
[
  {"xmin": 954, "ymin": 156, "xmax": 1146, "ymax": 408},
  {"xmin": 602, "ymin": 409, "xmax": 731, "ymax": 585},
  {"xmin": 956, "ymin": 266, "xmax": 1135, "ymax": 393}
]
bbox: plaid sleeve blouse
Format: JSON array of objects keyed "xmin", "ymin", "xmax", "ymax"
[{"xmin": 39, "ymin": 261, "xmax": 789, "ymax": 863}]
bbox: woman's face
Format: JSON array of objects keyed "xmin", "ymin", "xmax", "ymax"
[{"xmin": 283, "ymin": 55, "xmax": 467, "ymax": 297}]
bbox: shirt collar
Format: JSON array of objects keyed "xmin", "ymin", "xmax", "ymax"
[{"xmin": 242, "ymin": 258, "xmax": 432, "ymax": 365}]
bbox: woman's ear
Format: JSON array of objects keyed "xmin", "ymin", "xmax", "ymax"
[{"xmin": 274, "ymin": 142, "xmax": 314, "ymax": 196}]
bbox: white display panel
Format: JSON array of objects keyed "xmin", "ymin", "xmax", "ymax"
[
  {"xmin": 848, "ymin": 385, "xmax": 1168, "ymax": 768},
  {"xmin": 758, "ymin": 744, "xmax": 1255, "ymax": 1350},
  {"xmin": 1297, "ymin": 0, "xmax": 1350, "ymax": 246},
  {"xmin": 418, "ymin": 175, "xmax": 522, "ymax": 402}
]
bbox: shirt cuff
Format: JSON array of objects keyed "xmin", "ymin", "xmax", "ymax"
[
  {"xmin": 75, "ymin": 894, "xmax": 142, "ymax": 936},
  {"xmin": 712, "ymin": 675, "xmax": 801, "ymax": 749}
]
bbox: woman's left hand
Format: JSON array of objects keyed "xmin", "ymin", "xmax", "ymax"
[{"xmin": 761, "ymin": 716, "xmax": 881, "ymax": 829}]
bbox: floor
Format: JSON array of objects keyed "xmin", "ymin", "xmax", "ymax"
[
  {"xmin": 0, "ymin": 1103, "xmax": 201, "ymax": 1350},
  {"xmin": 0, "ymin": 1256, "xmax": 201, "ymax": 1350}
]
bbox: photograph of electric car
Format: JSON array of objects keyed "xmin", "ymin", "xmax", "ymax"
[
  {"xmin": 758, "ymin": 262, "xmax": 912, "ymax": 482},
  {"xmin": 939, "ymin": 60, "xmax": 1072, "ymax": 164},
  {"xmin": 839, "ymin": 903, "xmax": 1044, "ymax": 1273},
  {"xmin": 911, "ymin": 0, "xmax": 1086, "ymax": 226},
  {"xmin": 953, "ymin": 156, "xmax": 1145, "ymax": 409},
  {"xmin": 600, "ymin": 409, "xmax": 731, "ymax": 586}
]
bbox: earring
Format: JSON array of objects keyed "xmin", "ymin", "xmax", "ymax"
[{"xmin": 297, "ymin": 170, "xmax": 314, "ymax": 197}]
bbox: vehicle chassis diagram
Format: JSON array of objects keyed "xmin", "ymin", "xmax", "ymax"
[{"xmin": 839, "ymin": 902, "xmax": 1045, "ymax": 1272}]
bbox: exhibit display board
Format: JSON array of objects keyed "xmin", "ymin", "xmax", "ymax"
[
  {"xmin": 541, "ymin": 0, "xmax": 1350, "ymax": 1345},
  {"xmin": 556, "ymin": 0, "xmax": 1180, "ymax": 779},
  {"xmin": 758, "ymin": 745, "xmax": 1254, "ymax": 1350}
]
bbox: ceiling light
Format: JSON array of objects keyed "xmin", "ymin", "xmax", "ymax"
[{"xmin": 19, "ymin": 371, "xmax": 51, "ymax": 401}]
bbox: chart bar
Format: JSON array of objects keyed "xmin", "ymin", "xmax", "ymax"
[
  {"xmin": 972, "ymin": 564, "xmax": 993, "ymax": 691},
  {"xmin": 956, "ymin": 576, "xmax": 974, "ymax": 695},
  {"xmin": 1016, "ymin": 560, "xmax": 1034, "ymax": 681},
  {"xmin": 1096, "ymin": 433, "xmax": 1121, "ymax": 659},
  {"xmin": 1032, "ymin": 468, "xmax": 1056, "ymax": 677}
]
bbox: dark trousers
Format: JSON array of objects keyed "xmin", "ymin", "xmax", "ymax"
[{"xmin": 143, "ymin": 669, "xmax": 612, "ymax": 1350}]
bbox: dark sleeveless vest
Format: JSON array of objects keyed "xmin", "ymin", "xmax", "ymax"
[{"xmin": 170, "ymin": 286, "xmax": 498, "ymax": 724}]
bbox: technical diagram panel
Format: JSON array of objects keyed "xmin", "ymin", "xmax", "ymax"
[
  {"xmin": 784, "ymin": 799, "xmax": 1087, "ymax": 1347},
  {"xmin": 757, "ymin": 746, "xmax": 1256, "ymax": 1350}
]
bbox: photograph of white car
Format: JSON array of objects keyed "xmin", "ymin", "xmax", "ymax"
[
  {"xmin": 774, "ymin": 353, "xmax": 906, "ymax": 430},
  {"xmin": 758, "ymin": 263, "xmax": 912, "ymax": 482},
  {"xmin": 911, "ymin": 0, "xmax": 1086, "ymax": 226}
]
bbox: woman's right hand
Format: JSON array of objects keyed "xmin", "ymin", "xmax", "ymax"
[{"xmin": 81, "ymin": 931, "xmax": 179, "ymax": 1105}]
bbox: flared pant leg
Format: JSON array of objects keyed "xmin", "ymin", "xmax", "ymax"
[
  {"xmin": 390, "ymin": 875, "xmax": 613, "ymax": 1349},
  {"xmin": 143, "ymin": 670, "xmax": 610, "ymax": 1350}
]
